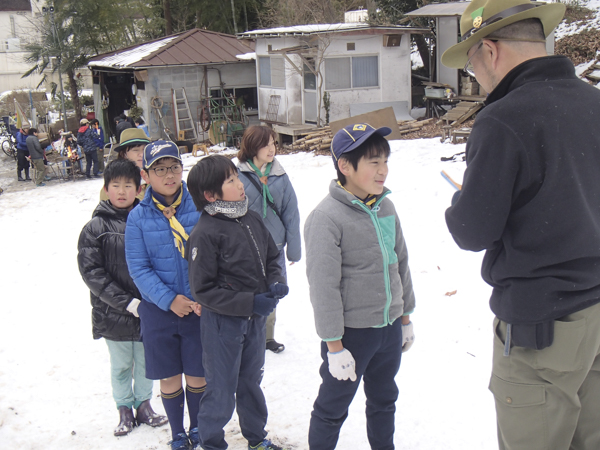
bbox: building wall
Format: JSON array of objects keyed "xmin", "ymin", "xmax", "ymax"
[
  {"xmin": 143, "ymin": 62, "xmax": 256, "ymax": 140},
  {"xmin": 254, "ymin": 31, "xmax": 412, "ymax": 126}
]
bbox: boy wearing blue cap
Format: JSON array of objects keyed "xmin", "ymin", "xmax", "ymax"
[
  {"xmin": 304, "ymin": 124, "xmax": 416, "ymax": 449},
  {"xmin": 125, "ymin": 140, "xmax": 205, "ymax": 450}
]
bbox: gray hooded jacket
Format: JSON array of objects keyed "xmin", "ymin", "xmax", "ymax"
[
  {"xmin": 238, "ymin": 158, "xmax": 301, "ymax": 262},
  {"xmin": 304, "ymin": 180, "xmax": 415, "ymax": 341}
]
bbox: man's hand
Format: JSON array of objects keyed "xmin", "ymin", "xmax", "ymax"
[
  {"xmin": 327, "ymin": 348, "xmax": 357, "ymax": 382},
  {"xmin": 402, "ymin": 321, "xmax": 415, "ymax": 353},
  {"xmin": 170, "ymin": 295, "xmax": 195, "ymax": 317}
]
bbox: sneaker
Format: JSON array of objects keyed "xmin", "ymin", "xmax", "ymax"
[
  {"xmin": 188, "ymin": 427, "xmax": 199, "ymax": 448},
  {"xmin": 135, "ymin": 400, "xmax": 168, "ymax": 427},
  {"xmin": 249, "ymin": 439, "xmax": 288, "ymax": 450},
  {"xmin": 266, "ymin": 340, "xmax": 285, "ymax": 354},
  {"xmin": 169, "ymin": 432, "xmax": 191, "ymax": 450},
  {"xmin": 36, "ymin": 183, "xmax": 46, "ymax": 187},
  {"xmin": 44, "ymin": 175, "xmax": 52, "ymax": 181},
  {"xmin": 18, "ymin": 176, "xmax": 25, "ymax": 182},
  {"xmin": 114, "ymin": 406, "xmax": 135, "ymax": 437}
]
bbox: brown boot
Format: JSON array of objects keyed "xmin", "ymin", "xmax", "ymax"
[
  {"xmin": 114, "ymin": 406, "xmax": 135, "ymax": 436},
  {"xmin": 135, "ymin": 400, "xmax": 168, "ymax": 427}
]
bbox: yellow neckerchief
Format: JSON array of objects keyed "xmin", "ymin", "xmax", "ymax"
[
  {"xmin": 152, "ymin": 187, "xmax": 189, "ymax": 258},
  {"xmin": 337, "ymin": 181, "xmax": 378, "ymax": 208}
]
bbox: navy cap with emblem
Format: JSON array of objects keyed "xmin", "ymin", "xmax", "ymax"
[
  {"xmin": 331, "ymin": 123, "xmax": 392, "ymax": 169},
  {"xmin": 143, "ymin": 140, "xmax": 182, "ymax": 169}
]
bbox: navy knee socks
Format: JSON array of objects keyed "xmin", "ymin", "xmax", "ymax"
[
  {"xmin": 161, "ymin": 388, "xmax": 185, "ymax": 439},
  {"xmin": 185, "ymin": 384, "xmax": 206, "ymax": 430}
]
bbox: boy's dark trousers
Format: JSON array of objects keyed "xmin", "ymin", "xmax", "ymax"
[
  {"xmin": 198, "ymin": 309, "xmax": 269, "ymax": 450},
  {"xmin": 309, "ymin": 319, "xmax": 403, "ymax": 450},
  {"xmin": 84, "ymin": 149, "xmax": 99, "ymax": 176}
]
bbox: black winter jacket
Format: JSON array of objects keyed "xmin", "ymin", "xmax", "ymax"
[
  {"xmin": 187, "ymin": 209, "xmax": 285, "ymax": 317},
  {"xmin": 446, "ymin": 56, "xmax": 600, "ymax": 325},
  {"xmin": 78, "ymin": 200, "xmax": 142, "ymax": 341}
]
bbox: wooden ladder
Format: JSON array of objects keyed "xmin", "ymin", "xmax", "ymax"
[{"xmin": 172, "ymin": 88, "xmax": 198, "ymax": 141}]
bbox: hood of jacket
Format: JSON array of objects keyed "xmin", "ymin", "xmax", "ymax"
[
  {"xmin": 92, "ymin": 198, "xmax": 139, "ymax": 220},
  {"xmin": 78, "ymin": 125, "xmax": 89, "ymax": 134}
]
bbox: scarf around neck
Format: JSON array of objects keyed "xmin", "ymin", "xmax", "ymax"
[
  {"xmin": 204, "ymin": 197, "xmax": 248, "ymax": 218},
  {"xmin": 152, "ymin": 187, "xmax": 189, "ymax": 258},
  {"xmin": 248, "ymin": 160, "xmax": 274, "ymax": 218}
]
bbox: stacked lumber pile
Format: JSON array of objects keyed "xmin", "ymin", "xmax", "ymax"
[{"xmin": 287, "ymin": 118, "xmax": 435, "ymax": 153}]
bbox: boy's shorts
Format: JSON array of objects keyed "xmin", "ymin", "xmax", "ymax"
[{"xmin": 138, "ymin": 299, "xmax": 204, "ymax": 380}]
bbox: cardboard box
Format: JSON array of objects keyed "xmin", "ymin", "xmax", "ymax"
[{"xmin": 462, "ymin": 86, "xmax": 479, "ymax": 96}]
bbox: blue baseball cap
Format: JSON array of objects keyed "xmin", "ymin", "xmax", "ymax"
[
  {"xmin": 331, "ymin": 123, "xmax": 392, "ymax": 168},
  {"xmin": 143, "ymin": 140, "xmax": 181, "ymax": 169}
]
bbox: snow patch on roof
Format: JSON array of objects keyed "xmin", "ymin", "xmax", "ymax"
[
  {"xmin": 240, "ymin": 23, "xmax": 372, "ymax": 37},
  {"xmin": 88, "ymin": 36, "xmax": 178, "ymax": 69},
  {"xmin": 236, "ymin": 52, "xmax": 256, "ymax": 60}
]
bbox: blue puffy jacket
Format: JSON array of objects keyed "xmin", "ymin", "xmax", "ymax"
[
  {"xmin": 92, "ymin": 126, "xmax": 105, "ymax": 149},
  {"xmin": 237, "ymin": 158, "xmax": 301, "ymax": 262},
  {"xmin": 125, "ymin": 182, "xmax": 200, "ymax": 311},
  {"xmin": 16, "ymin": 131, "xmax": 28, "ymax": 151}
]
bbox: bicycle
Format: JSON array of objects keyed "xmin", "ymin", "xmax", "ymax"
[{"xmin": 0, "ymin": 124, "xmax": 17, "ymax": 160}]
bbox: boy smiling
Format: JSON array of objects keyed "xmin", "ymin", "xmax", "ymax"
[
  {"xmin": 304, "ymin": 123, "xmax": 416, "ymax": 449},
  {"xmin": 125, "ymin": 140, "xmax": 205, "ymax": 450}
]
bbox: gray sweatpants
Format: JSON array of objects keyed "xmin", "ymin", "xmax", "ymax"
[{"xmin": 490, "ymin": 301, "xmax": 600, "ymax": 450}]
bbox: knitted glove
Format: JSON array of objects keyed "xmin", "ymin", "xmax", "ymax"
[
  {"xmin": 327, "ymin": 348, "xmax": 357, "ymax": 382},
  {"xmin": 402, "ymin": 321, "xmax": 415, "ymax": 353},
  {"xmin": 269, "ymin": 282, "xmax": 289, "ymax": 299},
  {"xmin": 253, "ymin": 292, "xmax": 279, "ymax": 317},
  {"xmin": 127, "ymin": 298, "xmax": 141, "ymax": 317}
]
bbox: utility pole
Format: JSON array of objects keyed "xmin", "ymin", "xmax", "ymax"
[
  {"xmin": 43, "ymin": 5, "xmax": 68, "ymax": 133},
  {"xmin": 230, "ymin": 0, "xmax": 238, "ymax": 35}
]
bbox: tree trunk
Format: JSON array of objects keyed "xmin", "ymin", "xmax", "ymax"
[
  {"xmin": 66, "ymin": 69, "xmax": 82, "ymax": 121},
  {"xmin": 164, "ymin": 0, "xmax": 172, "ymax": 35},
  {"xmin": 414, "ymin": 34, "xmax": 431, "ymax": 78}
]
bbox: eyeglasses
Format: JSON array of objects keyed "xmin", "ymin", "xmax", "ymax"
[
  {"xmin": 464, "ymin": 42, "xmax": 483, "ymax": 78},
  {"xmin": 150, "ymin": 164, "xmax": 183, "ymax": 177}
]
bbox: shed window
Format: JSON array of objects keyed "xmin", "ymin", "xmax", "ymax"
[
  {"xmin": 259, "ymin": 56, "xmax": 285, "ymax": 88},
  {"xmin": 325, "ymin": 56, "xmax": 378, "ymax": 90}
]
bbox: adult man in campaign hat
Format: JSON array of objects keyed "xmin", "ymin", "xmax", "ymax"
[{"xmin": 443, "ymin": 1, "xmax": 600, "ymax": 449}]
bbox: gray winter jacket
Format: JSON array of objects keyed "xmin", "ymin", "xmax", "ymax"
[
  {"xmin": 26, "ymin": 135, "xmax": 44, "ymax": 160},
  {"xmin": 304, "ymin": 180, "xmax": 415, "ymax": 341},
  {"xmin": 238, "ymin": 158, "xmax": 301, "ymax": 262}
]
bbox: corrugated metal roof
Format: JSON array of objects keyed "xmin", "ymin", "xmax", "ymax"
[
  {"xmin": 406, "ymin": 2, "xmax": 470, "ymax": 17},
  {"xmin": 239, "ymin": 23, "xmax": 425, "ymax": 38},
  {"xmin": 88, "ymin": 29, "xmax": 255, "ymax": 70}
]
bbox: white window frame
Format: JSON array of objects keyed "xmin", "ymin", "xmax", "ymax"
[
  {"xmin": 259, "ymin": 56, "xmax": 285, "ymax": 89},
  {"xmin": 325, "ymin": 55, "xmax": 379, "ymax": 90}
]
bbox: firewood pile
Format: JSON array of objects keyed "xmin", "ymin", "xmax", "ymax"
[{"xmin": 283, "ymin": 118, "xmax": 436, "ymax": 155}]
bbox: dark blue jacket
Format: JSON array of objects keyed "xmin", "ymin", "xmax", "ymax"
[
  {"xmin": 77, "ymin": 126, "xmax": 97, "ymax": 154},
  {"xmin": 92, "ymin": 126, "xmax": 104, "ymax": 149},
  {"xmin": 237, "ymin": 158, "xmax": 301, "ymax": 262},
  {"xmin": 125, "ymin": 182, "xmax": 200, "ymax": 311},
  {"xmin": 16, "ymin": 131, "xmax": 28, "ymax": 151}
]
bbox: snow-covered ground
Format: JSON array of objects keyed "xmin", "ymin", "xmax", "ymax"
[{"xmin": 0, "ymin": 138, "xmax": 500, "ymax": 449}]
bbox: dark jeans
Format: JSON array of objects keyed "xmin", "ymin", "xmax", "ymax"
[
  {"xmin": 309, "ymin": 320, "xmax": 403, "ymax": 450},
  {"xmin": 198, "ymin": 309, "xmax": 268, "ymax": 450},
  {"xmin": 84, "ymin": 150, "xmax": 98, "ymax": 176},
  {"xmin": 17, "ymin": 149, "xmax": 30, "ymax": 172}
]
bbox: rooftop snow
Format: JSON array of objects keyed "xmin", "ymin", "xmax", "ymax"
[
  {"xmin": 239, "ymin": 23, "xmax": 419, "ymax": 38},
  {"xmin": 88, "ymin": 36, "xmax": 178, "ymax": 69}
]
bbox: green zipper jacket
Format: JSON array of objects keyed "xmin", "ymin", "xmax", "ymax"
[{"xmin": 304, "ymin": 180, "xmax": 415, "ymax": 341}]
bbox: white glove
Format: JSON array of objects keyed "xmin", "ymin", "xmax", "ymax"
[
  {"xmin": 327, "ymin": 348, "xmax": 357, "ymax": 382},
  {"xmin": 402, "ymin": 321, "xmax": 415, "ymax": 353},
  {"xmin": 127, "ymin": 298, "xmax": 141, "ymax": 317}
]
